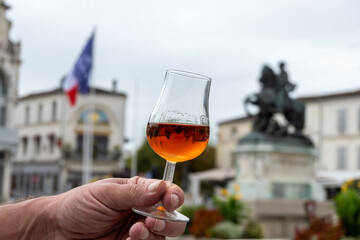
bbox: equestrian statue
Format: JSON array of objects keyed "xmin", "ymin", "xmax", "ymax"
[{"xmin": 243, "ymin": 62, "xmax": 312, "ymax": 146}]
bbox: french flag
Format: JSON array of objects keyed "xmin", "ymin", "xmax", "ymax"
[{"xmin": 63, "ymin": 33, "xmax": 94, "ymax": 106}]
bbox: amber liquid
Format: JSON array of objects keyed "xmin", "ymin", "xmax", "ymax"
[{"xmin": 147, "ymin": 123, "xmax": 209, "ymax": 162}]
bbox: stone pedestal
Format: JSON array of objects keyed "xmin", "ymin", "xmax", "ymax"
[
  {"xmin": 232, "ymin": 141, "xmax": 324, "ymax": 201},
  {"xmin": 230, "ymin": 138, "xmax": 330, "ymax": 238}
]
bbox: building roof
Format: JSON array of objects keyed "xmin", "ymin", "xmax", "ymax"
[
  {"xmin": 19, "ymin": 87, "xmax": 127, "ymax": 101},
  {"xmin": 218, "ymin": 115, "xmax": 253, "ymax": 126},
  {"xmin": 299, "ymin": 88, "xmax": 360, "ymax": 102}
]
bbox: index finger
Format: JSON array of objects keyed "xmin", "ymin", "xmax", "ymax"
[{"xmin": 94, "ymin": 176, "xmax": 155, "ymax": 185}]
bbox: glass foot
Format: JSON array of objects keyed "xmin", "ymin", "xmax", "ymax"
[{"xmin": 132, "ymin": 202, "xmax": 189, "ymax": 222}]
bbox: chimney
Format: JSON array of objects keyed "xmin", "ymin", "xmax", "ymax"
[
  {"xmin": 60, "ymin": 75, "xmax": 66, "ymax": 88},
  {"xmin": 112, "ymin": 79, "xmax": 117, "ymax": 92}
]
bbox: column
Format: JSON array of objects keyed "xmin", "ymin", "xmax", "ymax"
[
  {"xmin": 2, "ymin": 151, "xmax": 12, "ymax": 201},
  {"xmin": 189, "ymin": 175, "xmax": 201, "ymax": 205}
]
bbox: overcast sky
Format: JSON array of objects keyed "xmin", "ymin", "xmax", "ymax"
[{"xmin": 7, "ymin": 0, "xmax": 360, "ymax": 149}]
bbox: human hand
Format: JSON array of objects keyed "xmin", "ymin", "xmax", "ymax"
[{"xmin": 50, "ymin": 177, "xmax": 186, "ymax": 240}]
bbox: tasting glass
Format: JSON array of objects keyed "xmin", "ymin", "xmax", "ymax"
[{"xmin": 132, "ymin": 69, "xmax": 211, "ymax": 222}]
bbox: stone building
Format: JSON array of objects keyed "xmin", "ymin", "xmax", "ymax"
[
  {"xmin": 217, "ymin": 116, "xmax": 253, "ymax": 169},
  {"xmin": 0, "ymin": 0, "xmax": 21, "ymax": 202},
  {"xmin": 11, "ymin": 83, "xmax": 127, "ymax": 198}
]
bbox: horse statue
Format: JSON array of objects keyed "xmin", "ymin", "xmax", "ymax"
[{"xmin": 244, "ymin": 63, "xmax": 305, "ymax": 137}]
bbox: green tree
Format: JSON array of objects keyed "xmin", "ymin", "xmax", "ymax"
[{"xmin": 125, "ymin": 138, "xmax": 163, "ymax": 178}]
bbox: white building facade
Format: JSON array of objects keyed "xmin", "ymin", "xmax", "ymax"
[
  {"xmin": 12, "ymin": 84, "xmax": 127, "ymax": 198},
  {"xmin": 301, "ymin": 90, "xmax": 360, "ymax": 197},
  {"xmin": 302, "ymin": 91, "xmax": 360, "ymax": 171},
  {"xmin": 0, "ymin": 0, "xmax": 21, "ymax": 202}
]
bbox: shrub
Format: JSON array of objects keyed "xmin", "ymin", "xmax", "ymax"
[
  {"xmin": 189, "ymin": 209, "xmax": 223, "ymax": 237},
  {"xmin": 210, "ymin": 221, "xmax": 243, "ymax": 239},
  {"xmin": 179, "ymin": 205, "xmax": 205, "ymax": 234},
  {"xmin": 242, "ymin": 219, "xmax": 264, "ymax": 239},
  {"xmin": 213, "ymin": 189, "xmax": 248, "ymax": 224},
  {"xmin": 294, "ymin": 217, "xmax": 344, "ymax": 240},
  {"xmin": 335, "ymin": 189, "xmax": 360, "ymax": 237}
]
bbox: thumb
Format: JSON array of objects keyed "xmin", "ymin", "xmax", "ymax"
[{"xmin": 110, "ymin": 179, "xmax": 167, "ymax": 211}]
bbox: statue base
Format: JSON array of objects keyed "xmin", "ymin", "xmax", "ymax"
[
  {"xmin": 232, "ymin": 133, "xmax": 321, "ymax": 200},
  {"xmin": 228, "ymin": 134, "xmax": 329, "ymax": 238}
]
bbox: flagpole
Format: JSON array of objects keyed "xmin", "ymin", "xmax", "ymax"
[
  {"xmin": 59, "ymin": 89, "xmax": 68, "ymax": 192},
  {"xmin": 82, "ymin": 28, "xmax": 96, "ymax": 185},
  {"xmin": 82, "ymin": 98, "xmax": 91, "ymax": 185},
  {"xmin": 62, "ymin": 29, "xmax": 96, "ymax": 185},
  {"xmin": 82, "ymin": 92, "xmax": 95, "ymax": 185}
]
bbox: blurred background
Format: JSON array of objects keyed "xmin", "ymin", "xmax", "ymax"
[{"xmin": 1, "ymin": 0, "xmax": 360, "ymax": 239}]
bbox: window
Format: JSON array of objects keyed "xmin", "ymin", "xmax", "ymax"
[
  {"xmin": 53, "ymin": 175, "xmax": 58, "ymax": 192},
  {"xmin": 338, "ymin": 109, "xmax": 347, "ymax": 133},
  {"xmin": 48, "ymin": 134, "xmax": 55, "ymax": 154},
  {"xmin": 0, "ymin": 105, "xmax": 5, "ymax": 127},
  {"xmin": 22, "ymin": 137, "xmax": 28, "ymax": 155},
  {"xmin": 38, "ymin": 104, "xmax": 43, "ymax": 123},
  {"xmin": 52, "ymin": 101, "xmax": 57, "ymax": 121},
  {"xmin": 288, "ymin": 184, "xmax": 311, "ymax": 199},
  {"xmin": 272, "ymin": 183, "xmax": 311, "ymax": 199},
  {"xmin": 25, "ymin": 106, "xmax": 30, "ymax": 125},
  {"xmin": 39, "ymin": 175, "xmax": 44, "ymax": 192},
  {"xmin": 273, "ymin": 183, "xmax": 286, "ymax": 198},
  {"xmin": 231, "ymin": 127, "xmax": 237, "ymax": 138},
  {"xmin": 34, "ymin": 136, "xmax": 41, "ymax": 155},
  {"xmin": 94, "ymin": 135, "xmax": 108, "ymax": 157},
  {"xmin": 11, "ymin": 175, "xmax": 17, "ymax": 192},
  {"xmin": 76, "ymin": 134, "xmax": 83, "ymax": 154},
  {"xmin": 76, "ymin": 134, "xmax": 109, "ymax": 159},
  {"xmin": 32, "ymin": 174, "xmax": 38, "ymax": 192},
  {"xmin": 44, "ymin": 175, "xmax": 53, "ymax": 194},
  {"xmin": 337, "ymin": 146, "xmax": 346, "ymax": 170}
]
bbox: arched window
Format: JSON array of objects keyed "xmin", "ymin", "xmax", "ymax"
[{"xmin": 76, "ymin": 108, "xmax": 110, "ymax": 160}]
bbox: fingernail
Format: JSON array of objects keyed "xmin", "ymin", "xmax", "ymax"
[
  {"xmin": 140, "ymin": 226, "xmax": 149, "ymax": 240},
  {"xmin": 148, "ymin": 180, "xmax": 161, "ymax": 192},
  {"xmin": 154, "ymin": 219, "xmax": 166, "ymax": 232},
  {"xmin": 171, "ymin": 194, "xmax": 180, "ymax": 208}
]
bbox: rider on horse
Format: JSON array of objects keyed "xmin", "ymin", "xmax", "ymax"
[{"xmin": 244, "ymin": 62, "xmax": 305, "ymax": 136}]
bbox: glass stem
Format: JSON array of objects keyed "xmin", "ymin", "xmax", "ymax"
[{"xmin": 163, "ymin": 161, "xmax": 176, "ymax": 186}]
